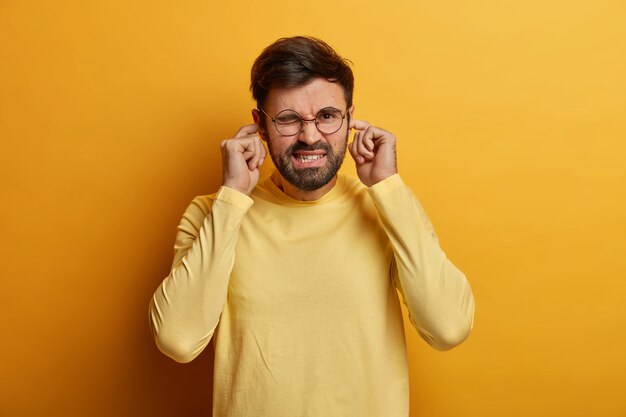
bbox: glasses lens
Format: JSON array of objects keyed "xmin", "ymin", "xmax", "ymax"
[
  {"xmin": 274, "ymin": 110, "xmax": 302, "ymax": 136},
  {"xmin": 315, "ymin": 108, "xmax": 344, "ymax": 134}
]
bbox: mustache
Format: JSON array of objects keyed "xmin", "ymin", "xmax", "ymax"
[{"xmin": 288, "ymin": 141, "xmax": 331, "ymax": 154}]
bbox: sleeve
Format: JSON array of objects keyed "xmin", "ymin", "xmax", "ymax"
[
  {"xmin": 148, "ymin": 186, "xmax": 254, "ymax": 363},
  {"xmin": 368, "ymin": 174, "xmax": 475, "ymax": 351}
]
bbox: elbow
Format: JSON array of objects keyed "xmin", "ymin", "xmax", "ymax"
[
  {"xmin": 151, "ymin": 318, "xmax": 209, "ymax": 363},
  {"xmin": 155, "ymin": 336, "xmax": 203, "ymax": 363},
  {"xmin": 149, "ymin": 300, "xmax": 209, "ymax": 364},
  {"xmin": 430, "ymin": 276, "xmax": 476, "ymax": 351},
  {"xmin": 429, "ymin": 320, "xmax": 473, "ymax": 351},
  {"xmin": 417, "ymin": 305, "xmax": 475, "ymax": 351}
]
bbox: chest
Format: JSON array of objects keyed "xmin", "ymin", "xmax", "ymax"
[{"xmin": 227, "ymin": 199, "xmax": 393, "ymax": 322}]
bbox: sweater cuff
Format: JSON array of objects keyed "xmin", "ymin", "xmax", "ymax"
[
  {"xmin": 215, "ymin": 186, "xmax": 254, "ymax": 211},
  {"xmin": 367, "ymin": 173, "xmax": 405, "ymax": 200}
]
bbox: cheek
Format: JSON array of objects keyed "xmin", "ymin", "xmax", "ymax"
[
  {"xmin": 268, "ymin": 136, "xmax": 293, "ymax": 156},
  {"xmin": 329, "ymin": 129, "xmax": 349, "ymax": 150}
]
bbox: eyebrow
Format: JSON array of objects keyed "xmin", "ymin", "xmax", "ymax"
[{"xmin": 276, "ymin": 106, "xmax": 344, "ymax": 116}]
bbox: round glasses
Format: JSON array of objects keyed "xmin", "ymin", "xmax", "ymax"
[{"xmin": 260, "ymin": 107, "xmax": 347, "ymax": 136}]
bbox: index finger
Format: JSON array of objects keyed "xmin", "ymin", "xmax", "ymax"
[
  {"xmin": 234, "ymin": 124, "xmax": 259, "ymax": 138},
  {"xmin": 349, "ymin": 119, "xmax": 370, "ymax": 131}
]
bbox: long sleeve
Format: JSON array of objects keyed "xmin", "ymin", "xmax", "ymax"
[
  {"xmin": 368, "ymin": 174, "xmax": 475, "ymax": 351},
  {"xmin": 149, "ymin": 186, "xmax": 253, "ymax": 363}
]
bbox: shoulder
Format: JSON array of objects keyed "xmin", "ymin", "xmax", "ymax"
[
  {"xmin": 189, "ymin": 186, "xmax": 254, "ymax": 214},
  {"xmin": 336, "ymin": 173, "xmax": 368, "ymax": 200},
  {"xmin": 340, "ymin": 173, "xmax": 367, "ymax": 193},
  {"xmin": 175, "ymin": 194, "xmax": 216, "ymax": 235},
  {"xmin": 332, "ymin": 174, "xmax": 382, "ymax": 217},
  {"xmin": 186, "ymin": 194, "xmax": 216, "ymax": 217}
]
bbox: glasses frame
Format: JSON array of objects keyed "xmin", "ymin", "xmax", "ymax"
[{"xmin": 259, "ymin": 107, "xmax": 347, "ymax": 137}]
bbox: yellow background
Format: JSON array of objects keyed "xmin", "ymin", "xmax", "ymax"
[{"xmin": 1, "ymin": 1, "xmax": 625, "ymax": 416}]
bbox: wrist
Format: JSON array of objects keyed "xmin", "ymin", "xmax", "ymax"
[
  {"xmin": 364, "ymin": 170, "xmax": 398, "ymax": 187},
  {"xmin": 222, "ymin": 180, "xmax": 251, "ymax": 196},
  {"xmin": 216, "ymin": 185, "xmax": 255, "ymax": 209}
]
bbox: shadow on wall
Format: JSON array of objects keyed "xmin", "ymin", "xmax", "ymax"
[
  {"xmin": 141, "ymin": 335, "xmax": 215, "ymax": 416},
  {"xmin": 118, "ymin": 123, "xmax": 225, "ymax": 417},
  {"xmin": 124, "ymin": 232, "xmax": 217, "ymax": 417},
  {"xmin": 117, "ymin": 114, "xmax": 256, "ymax": 417}
]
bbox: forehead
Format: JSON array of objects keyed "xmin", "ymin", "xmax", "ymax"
[{"xmin": 265, "ymin": 78, "xmax": 346, "ymax": 116}]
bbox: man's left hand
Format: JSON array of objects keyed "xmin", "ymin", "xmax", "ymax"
[{"xmin": 348, "ymin": 119, "xmax": 398, "ymax": 187}]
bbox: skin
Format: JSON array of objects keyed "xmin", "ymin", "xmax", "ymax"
[{"xmin": 221, "ymin": 78, "xmax": 398, "ymax": 200}]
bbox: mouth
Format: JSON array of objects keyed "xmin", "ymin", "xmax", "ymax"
[{"xmin": 291, "ymin": 151, "xmax": 327, "ymax": 167}]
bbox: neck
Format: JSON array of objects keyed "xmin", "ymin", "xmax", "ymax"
[{"xmin": 271, "ymin": 171, "xmax": 338, "ymax": 201}]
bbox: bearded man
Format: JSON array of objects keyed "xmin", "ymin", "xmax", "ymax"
[{"xmin": 150, "ymin": 36, "xmax": 475, "ymax": 417}]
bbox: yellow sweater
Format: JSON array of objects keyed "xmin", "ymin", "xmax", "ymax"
[{"xmin": 150, "ymin": 173, "xmax": 474, "ymax": 417}]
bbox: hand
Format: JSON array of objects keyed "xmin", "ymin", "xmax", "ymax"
[
  {"xmin": 221, "ymin": 124, "xmax": 267, "ymax": 195},
  {"xmin": 348, "ymin": 119, "xmax": 398, "ymax": 187}
]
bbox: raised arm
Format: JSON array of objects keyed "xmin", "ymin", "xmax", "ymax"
[
  {"xmin": 349, "ymin": 119, "xmax": 474, "ymax": 350},
  {"xmin": 149, "ymin": 189, "xmax": 253, "ymax": 363},
  {"xmin": 369, "ymin": 175, "xmax": 475, "ymax": 350},
  {"xmin": 149, "ymin": 124, "xmax": 265, "ymax": 363}
]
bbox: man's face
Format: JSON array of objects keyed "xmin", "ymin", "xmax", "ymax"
[{"xmin": 257, "ymin": 78, "xmax": 354, "ymax": 192}]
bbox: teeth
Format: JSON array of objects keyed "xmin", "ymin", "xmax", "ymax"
[{"xmin": 297, "ymin": 154, "xmax": 324, "ymax": 163}]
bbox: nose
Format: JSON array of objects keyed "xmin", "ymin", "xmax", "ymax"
[{"xmin": 298, "ymin": 120, "xmax": 323, "ymax": 145}]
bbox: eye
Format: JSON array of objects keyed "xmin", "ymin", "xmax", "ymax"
[
  {"xmin": 275, "ymin": 111, "xmax": 301, "ymax": 125},
  {"xmin": 317, "ymin": 108, "xmax": 342, "ymax": 123}
]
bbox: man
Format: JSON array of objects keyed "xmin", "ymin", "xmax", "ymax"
[{"xmin": 150, "ymin": 36, "xmax": 474, "ymax": 417}]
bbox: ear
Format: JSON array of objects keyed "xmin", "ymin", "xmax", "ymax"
[
  {"xmin": 347, "ymin": 105, "xmax": 355, "ymax": 130},
  {"xmin": 251, "ymin": 109, "xmax": 268, "ymax": 142}
]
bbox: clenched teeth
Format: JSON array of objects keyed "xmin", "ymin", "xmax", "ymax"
[{"xmin": 296, "ymin": 154, "xmax": 324, "ymax": 163}]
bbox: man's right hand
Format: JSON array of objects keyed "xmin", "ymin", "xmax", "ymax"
[{"xmin": 220, "ymin": 124, "xmax": 267, "ymax": 195}]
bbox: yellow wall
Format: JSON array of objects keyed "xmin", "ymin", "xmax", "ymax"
[{"xmin": 1, "ymin": 1, "xmax": 625, "ymax": 416}]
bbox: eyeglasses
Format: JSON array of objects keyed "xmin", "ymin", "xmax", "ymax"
[{"xmin": 259, "ymin": 107, "xmax": 347, "ymax": 136}]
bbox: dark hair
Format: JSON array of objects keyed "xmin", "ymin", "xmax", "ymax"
[{"xmin": 250, "ymin": 36, "xmax": 354, "ymax": 113}]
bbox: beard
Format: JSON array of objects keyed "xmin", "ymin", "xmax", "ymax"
[{"xmin": 269, "ymin": 133, "xmax": 348, "ymax": 192}]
